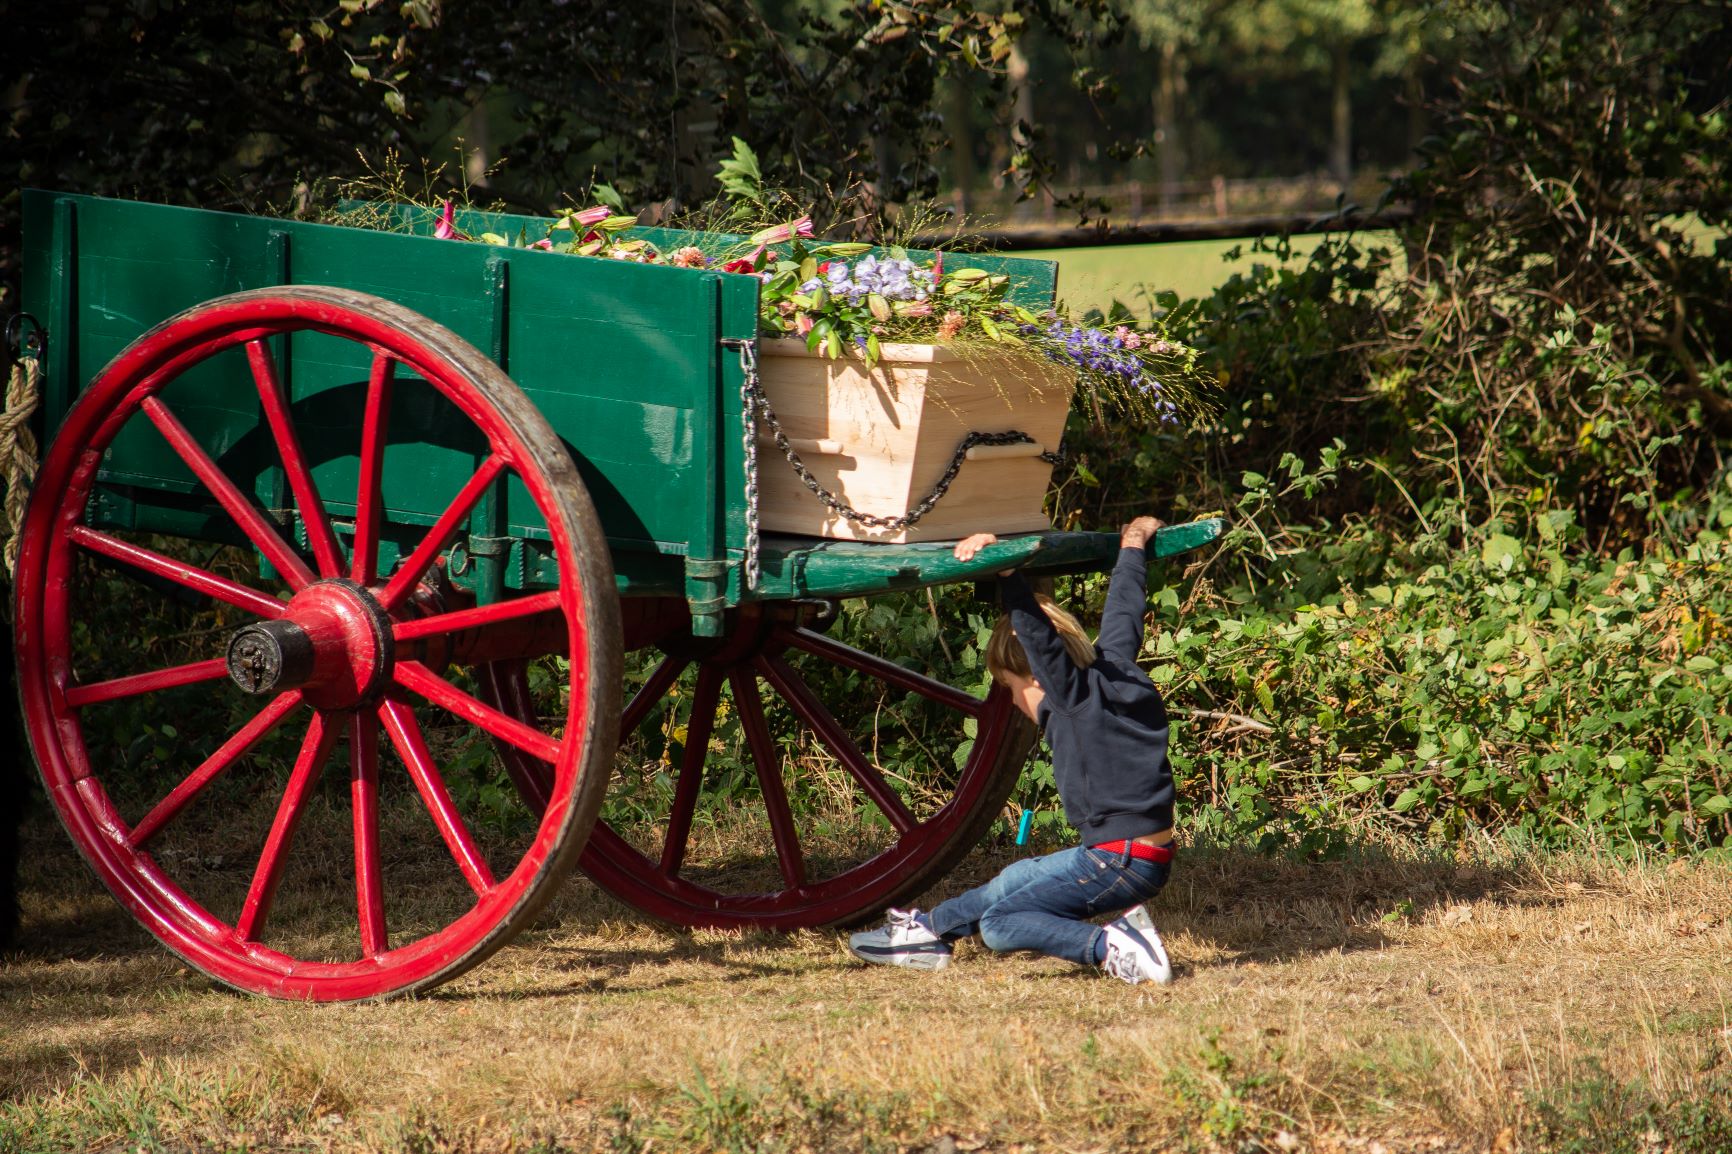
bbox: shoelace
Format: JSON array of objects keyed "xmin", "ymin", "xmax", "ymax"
[
  {"xmin": 888, "ymin": 908, "xmax": 928, "ymax": 934},
  {"xmin": 1102, "ymin": 942, "xmax": 1141, "ymax": 982}
]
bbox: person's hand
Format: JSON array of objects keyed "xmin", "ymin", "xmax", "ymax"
[
  {"xmin": 1120, "ymin": 516, "xmax": 1165, "ymax": 550},
  {"xmin": 953, "ymin": 532, "xmax": 998, "ymax": 562}
]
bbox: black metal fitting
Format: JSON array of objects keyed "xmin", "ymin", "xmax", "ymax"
[
  {"xmin": 4, "ymin": 313, "xmax": 43, "ymax": 359},
  {"xmin": 226, "ymin": 620, "xmax": 316, "ymax": 695}
]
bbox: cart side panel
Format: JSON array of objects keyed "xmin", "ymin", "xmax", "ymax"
[
  {"xmin": 21, "ymin": 194, "xmax": 741, "ymax": 588},
  {"xmin": 22, "ymin": 192, "xmax": 284, "ymax": 508},
  {"xmin": 497, "ymin": 252, "xmax": 730, "ymax": 563}
]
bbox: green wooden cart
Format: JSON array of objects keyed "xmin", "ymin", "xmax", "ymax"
[{"xmin": 12, "ymin": 191, "xmax": 1220, "ymax": 1000}]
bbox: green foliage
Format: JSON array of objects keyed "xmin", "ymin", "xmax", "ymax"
[
  {"xmin": 1019, "ymin": 0, "xmax": 1732, "ymax": 855},
  {"xmin": 713, "ymin": 138, "xmax": 769, "ymax": 226},
  {"xmin": 1144, "ymin": 500, "xmax": 1732, "ymax": 852},
  {"xmin": 0, "ymin": 0, "xmax": 1124, "ymax": 292},
  {"xmin": 1375, "ymin": 0, "xmax": 1732, "ymax": 548},
  {"xmin": 1524, "ymin": 1066, "xmax": 1732, "ymax": 1154},
  {"xmin": 1067, "ymin": 0, "xmax": 1731, "ymax": 562}
]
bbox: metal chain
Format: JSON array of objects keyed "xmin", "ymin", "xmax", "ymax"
[
  {"xmin": 723, "ymin": 337, "xmax": 763, "ymax": 589},
  {"xmin": 742, "ymin": 368, "xmax": 1063, "ymax": 534}
]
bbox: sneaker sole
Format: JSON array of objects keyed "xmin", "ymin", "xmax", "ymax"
[{"xmin": 847, "ymin": 943, "xmax": 952, "ymax": 971}]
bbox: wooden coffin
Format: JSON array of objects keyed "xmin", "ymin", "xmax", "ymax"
[{"xmin": 754, "ymin": 338, "xmax": 1076, "ymax": 544}]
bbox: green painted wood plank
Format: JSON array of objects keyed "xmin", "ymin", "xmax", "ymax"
[{"xmin": 745, "ymin": 519, "xmax": 1223, "ymax": 601}]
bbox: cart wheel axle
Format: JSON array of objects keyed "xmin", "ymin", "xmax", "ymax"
[
  {"xmin": 223, "ymin": 579, "xmax": 395, "ymax": 707},
  {"xmin": 226, "ymin": 620, "xmax": 314, "ymax": 695}
]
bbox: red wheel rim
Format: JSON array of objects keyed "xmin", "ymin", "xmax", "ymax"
[
  {"xmin": 14, "ymin": 287, "xmax": 619, "ymax": 1001},
  {"xmin": 482, "ymin": 601, "xmax": 1035, "ymax": 930}
]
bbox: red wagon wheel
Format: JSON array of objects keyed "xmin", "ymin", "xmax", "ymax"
[
  {"xmin": 14, "ymin": 286, "xmax": 620, "ymax": 1001},
  {"xmin": 482, "ymin": 598, "xmax": 1036, "ymax": 929}
]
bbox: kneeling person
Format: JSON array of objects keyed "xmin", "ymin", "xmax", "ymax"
[{"xmin": 849, "ymin": 517, "xmax": 1176, "ymax": 985}]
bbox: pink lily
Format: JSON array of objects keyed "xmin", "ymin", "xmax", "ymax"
[
  {"xmin": 433, "ymin": 200, "xmax": 469, "ymax": 241},
  {"xmin": 795, "ymin": 312, "xmax": 815, "ymax": 335},
  {"xmin": 749, "ymin": 216, "xmax": 814, "ymax": 246},
  {"xmin": 573, "ymin": 205, "xmax": 612, "ymax": 226},
  {"xmin": 531, "ymin": 238, "xmax": 554, "ymax": 250},
  {"xmin": 932, "ymin": 250, "xmax": 943, "ymax": 279}
]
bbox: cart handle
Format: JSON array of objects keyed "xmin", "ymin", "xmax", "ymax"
[{"xmin": 761, "ymin": 435, "xmax": 1050, "ymax": 463}]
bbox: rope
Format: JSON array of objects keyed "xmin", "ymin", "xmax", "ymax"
[{"xmin": 1, "ymin": 354, "xmax": 41, "ymax": 579}]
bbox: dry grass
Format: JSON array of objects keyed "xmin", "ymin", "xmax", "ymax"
[{"xmin": 4, "ymin": 808, "xmax": 1731, "ymax": 1154}]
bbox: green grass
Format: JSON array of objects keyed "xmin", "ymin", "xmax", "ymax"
[
  {"xmin": 1044, "ymin": 233, "xmax": 1365, "ymax": 318},
  {"xmin": 1044, "ymin": 215, "xmax": 1724, "ymax": 320}
]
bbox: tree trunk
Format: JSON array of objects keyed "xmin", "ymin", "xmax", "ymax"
[
  {"xmin": 462, "ymin": 100, "xmax": 492, "ymax": 189},
  {"xmin": 949, "ymin": 77, "xmax": 975, "ymax": 215},
  {"xmin": 1331, "ymin": 41, "xmax": 1352, "ymax": 191},
  {"xmin": 1405, "ymin": 56, "xmax": 1427, "ymax": 159},
  {"xmin": 1155, "ymin": 40, "xmax": 1185, "ymax": 212},
  {"xmin": 1008, "ymin": 42, "xmax": 1034, "ymax": 153}
]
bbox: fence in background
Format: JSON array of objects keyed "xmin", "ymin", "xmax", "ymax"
[{"xmin": 922, "ymin": 172, "xmax": 1409, "ymax": 250}]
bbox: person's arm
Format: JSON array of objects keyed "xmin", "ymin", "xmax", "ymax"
[{"xmin": 1095, "ymin": 517, "xmax": 1163, "ymax": 663}]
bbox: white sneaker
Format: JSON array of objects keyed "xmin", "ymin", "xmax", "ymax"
[
  {"xmin": 848, "ymin": 908, "xmax": 952, "ymax": 971},
  {"xmin": 1101, "ymin": 905, "xmax": 1173, "ymax": 985}
]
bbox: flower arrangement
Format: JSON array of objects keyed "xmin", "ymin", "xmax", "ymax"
[{"xmin": 362, "ymin": 147, "xmax": 1214, "ymax": 424}]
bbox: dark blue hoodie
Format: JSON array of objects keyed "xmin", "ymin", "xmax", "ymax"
[{"xmin": 1002, "ymin": 546, "xmax": 1174, "ymax": 842}]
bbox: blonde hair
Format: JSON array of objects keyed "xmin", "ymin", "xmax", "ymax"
[{"xmin": 986, "ymin": 594, "xmax": 1097, "ymax": 684}]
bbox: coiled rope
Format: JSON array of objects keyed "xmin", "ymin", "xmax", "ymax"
[{"xmin": 0, "ymin": 353, "xmax": 40, "ymax": 579}]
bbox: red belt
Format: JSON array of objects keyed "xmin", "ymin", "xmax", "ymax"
[{"xmin": 1092, "ymin": 838, "xmax": 1174, "ymax": 863}]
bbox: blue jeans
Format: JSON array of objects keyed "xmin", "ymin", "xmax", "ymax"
[{"xmin": 924, "ymin": 843, "xmax": 1171, "ymax": 966}]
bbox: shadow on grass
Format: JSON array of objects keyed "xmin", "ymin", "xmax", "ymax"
[
  {"xmin": 905, "ymin": 833, "xmax": 1560, "ymax": 969},
  {"xmin": 9, "ymin": 801, "xmax": 1569, "ymax": 1004}
]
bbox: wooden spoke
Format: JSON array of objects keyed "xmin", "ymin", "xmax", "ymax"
[
  {"xmin": 393, "ymin": 660, "xmax": 561, "ymax": 765},
  {"xmin": 236, "ymin": 710, "xmax": 341, "ymax": 942},
  {"xmin": 759, "ymin": 653, "xmax": 918, "ymax": 836},
  {"xmin": 350, "ymin": 712, "xmax": 387, "ymax": 958},
  {"xmin": 130, "ymin": 691, "xmax": 304, "ymax": 846},
  {"xmin": 659, "ymin": 663, "xmax": 724, "ymax": 877},
  {"xmin": 247, "ymin": 339, "xmax": 344, "ymax": 578},
  {"xmin": 392, "ymin": 590, "xmax": 563, "ymax": 642},
  {"xmin": 377, "ymin": 454, "xmax": 506, "ymax": 611},
  {"xmin": 621, "ymin": 652, "xmax": 692, "ymax": 735},
  {"xmin": 64, "ymin": 658, "xmax": 229, "ymax": 709},
  {"xmin": 728, "ymin": 667, "xmax": 805, "ymax": 890},
  {"xmin": 351, "ymin": 351, "xmax": 396, "ymax": 585},
  {"xmin": 141, "ymin": 396, "xmax": 315, "ymax": 589},
  {"xmin": 475, "ymin": 660, "xmax": 554, "ymax": 813},
  {"xmin": 70, "ymin": 526, "xmax": 286, "ymax": 619},
  {"xmin": 780, "ymin": 626, "xmax": 984, "ymax": 717},
  {"xmin": 378, "ymin": 697, "xmax": 497, "ymax": 897}
]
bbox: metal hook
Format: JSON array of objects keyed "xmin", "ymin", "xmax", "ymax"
[{"xmin": 4, "ymin": 313, "xmax": 43, "ymax": 358}]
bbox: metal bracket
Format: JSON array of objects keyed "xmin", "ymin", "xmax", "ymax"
[
  {"xmin": 685, "ymin": 558, "xmax": 733, "ymax": 579},
  {"xmin": 685, "ymin": 556, "xmax": 737, "ymax": 638},
  {"xmin": 466, "ymin": 534, "xmax": 514, "ymax": 558},
  {"xmin": 4, "ymin": 313, "xmax": 44, "ymax": 359}
]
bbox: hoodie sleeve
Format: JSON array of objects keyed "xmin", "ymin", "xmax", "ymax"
[
  {"xmin": 1093, "ymin": 546, "xmax": 1151, "ymax": 664},
  {"xmin": 999, "ymin": 572, "xmax": 1091, "ymax": 711}
]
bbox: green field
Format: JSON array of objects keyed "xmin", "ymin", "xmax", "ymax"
[
  {"xmin": 1042, "ymin": 215, "xmax": 1726, "ymax": 320},
  {"xmin": 1042, "ymin": 232, "xmax": 1381, "ymax": 318}
]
